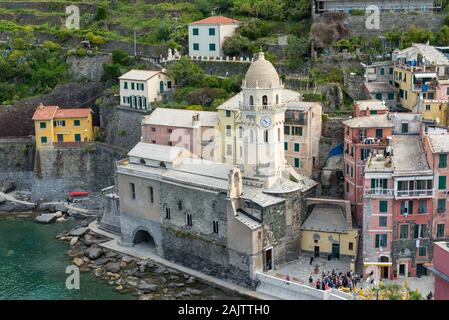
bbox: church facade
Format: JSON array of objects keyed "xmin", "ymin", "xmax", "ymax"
[{"xmin": 101, "ymin": 53, "xmax": 319, "ymax": 286}]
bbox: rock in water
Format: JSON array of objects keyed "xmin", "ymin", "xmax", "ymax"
[
  {"xmin": 56, "ymin": 217, "xmax": 66, "ymax": 223},
  {"xmin": 73, "ymin": 257, "xmax": 84, "ymax": 267},
  {"xmin": 84, "ymin": 247, "xmax": 103, "ymax": 260},
  {"xmin": 80, "ymin": 219, "xmax": 90, "ymax": 227},
  {"xmin": 70, "ymin": 237, "xmax": 78, "ymax": 246},
  {"xmin": 186, "ymin": 288, "xmax": 202, "ymax": 295},
  {"xmin": 69, "ymin": 227, "xmax": 88, "ymax": 237},
  {"xmin": 54, "ymin": 204, "xmax": 68, "ymax": 213},
  {"xmin": 137, "ymin": 282, "xmax": 158, "ymax": 293},
  {"xmin": 35, "ymin": 213, "xmax": 57, "ymax": 224},
  {"xmin": 105, "ymin": 262, "xmax": 121, "ymax": 273},
  {"xmin": 0, "ymin": 181, "xmax": 16, "ymax": 193},
  {"xmin": 0, "ymin": 196, "xmax": 6, "ymax": 204}
]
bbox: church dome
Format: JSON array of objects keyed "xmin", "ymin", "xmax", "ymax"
[{"xmin": 244, "ymin": 52, "xmax": 281, "ymax": 89}]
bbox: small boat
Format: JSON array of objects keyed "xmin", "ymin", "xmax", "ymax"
[{"xmin": 67, "ymin": 191, "xmax": 90, "ymax": 197}]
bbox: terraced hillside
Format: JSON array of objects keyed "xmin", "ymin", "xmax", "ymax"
[{"xmin": 0, "ymin": 0, "xmax": 311, "ymax": 54}]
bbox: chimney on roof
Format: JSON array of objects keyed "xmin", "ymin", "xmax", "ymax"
[{"xmin": 192, "ymin": 113, "xmax": 200, "ymax": 125}]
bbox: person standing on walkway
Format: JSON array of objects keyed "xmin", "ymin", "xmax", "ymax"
[{"xmin": 309, "ymin": 256, "xmax": 314, "ymax": 265}]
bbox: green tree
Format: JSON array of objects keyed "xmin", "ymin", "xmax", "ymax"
[
  {"xmin": 12, "ymin": 37, "xmax": 27, "ymax": 50},
  {"xmin": 285, "ymin": 36, "xmax": 309, "ymax": 70},
  {"xmin": 42, "ymin": 41, "xmax": 61, "ymax": 51},
  {"xmin": 91, "ymin": 35, "xmax": 106, "ymax": 45},
  {"xmin": 95, "ymin": 7, "xmax": 107, "ymax": 21},
  {"xmin": 102, "ymin": 63, "xmax": 122, "ymax": 82},
  {"xmin": 239, "ymin": 18, "xmax": 270, "ymax": 40},
  {"xmin": 167, "ymin": 57, "xmax": 205, "ymax": 87},
  {"xmin": 112, "ymin": 49, "xmax": 131, "ymax": 66},
  {"xmin": 222, "ymin": 34, "xmax": 254, "ymax": 57},
  {"xmin": 284, "ymin": 0, "xmax": 311, "ymax": 20}
]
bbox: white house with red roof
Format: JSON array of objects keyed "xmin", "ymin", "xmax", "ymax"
[{"xmin": 188, "ymin": 16, "xmax": 240, "ymax": 58}]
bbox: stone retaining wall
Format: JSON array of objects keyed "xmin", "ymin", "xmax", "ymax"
[
  {"xmin": 32, "ymin": 142, "xmax": 126, "ymax": 201},
  {"xmin": 0, "ymin": 136, "xmax": 34, "ymax": 189}
]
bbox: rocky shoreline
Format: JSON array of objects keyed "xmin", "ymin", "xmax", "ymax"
[{"xmin": 57, "ymin": 222, "xmax": 242, "ymax": 300}]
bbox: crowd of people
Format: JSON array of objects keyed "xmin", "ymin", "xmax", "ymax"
[{"xmin": 309, "ymin": 269, "xmax": 362, "ymax": 291}]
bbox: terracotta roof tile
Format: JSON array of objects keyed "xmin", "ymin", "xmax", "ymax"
[
  {"xmin": 32, "ymin": 105, "xmax": 92, "ymax": 121},
  {"xmin": 190, "ymin": 16, "xmax": 240, "ymax": 25},
  {"xmin": 32, "ymin": 105, "xmax": 58, "ymax": 121},
  {"xmin": 54, "ymin": 108, "xmax": 92, "ymax": 119}
]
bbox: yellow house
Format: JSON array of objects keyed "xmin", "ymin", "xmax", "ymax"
[
  {"xmin": 421, "ymin": 99, "xmax": 449, "ymax": 126},
  {"xmin": 300, "ymin": 199, "xmax": 359, "ymax": 259},
  {"xmin": 32, "ymin": 104, "xmax": 94, "ymax": 148}
]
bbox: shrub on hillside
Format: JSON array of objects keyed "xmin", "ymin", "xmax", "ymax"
[
  {"xmin": 222, "ymin": 34, "xmax": 254, "ymax": 57},
  {"xmin": 42, "ymin": 41, "xmax": 61, "ymax": 51},
  {"xmin": 185, "ymin": 88, "xmax": 228, "ymax": 107},
  {"xmin": 167, "ymin": 57, "xmax": 205, "ymax": 87}
]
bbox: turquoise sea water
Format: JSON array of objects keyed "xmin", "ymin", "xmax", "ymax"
[{"xmin": 0, "ymin": 218, "xmax": 135, "ymax": 300}]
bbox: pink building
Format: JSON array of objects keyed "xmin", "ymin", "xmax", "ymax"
[
  {"xmin": 429, "ymin": 241, "xmax": 449, "ymax": 300},
  {"xmin": 363, "ymin": 134, "xmax": 434, "ymax": 279},
  {"xmin": 362, "ymin": 124, "xmax": 449, "ymax": 280},
  {"xmin": 343, "ymin": 112, "xmax": 421, "ymax": 225},
  {"xmin": 142, "ymin": 108, "xmax": 218, "ymax": 160},
  {"xmin": 353, "ymin": 99, "xmax": 389, "ymax": 117},
  {"xmin": 435, "ymin": 79, "xmax": 449, "ymax": 100}
]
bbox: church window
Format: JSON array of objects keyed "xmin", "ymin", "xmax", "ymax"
[
  {"xmin": 165, "ymin": 207, "xmax": 170, "ymax": 219},
  {"xmin": 262, "ymin": 95, "xmax": 268, "ymax": 106},
  {"xmin": 213, "ymin": 221, "xmax": 219, "ymax": 234},
  {"xmin": 186, "ymin": 213, "xmax": 193, "ymax": 226},
  {"xmin": 264, "ymin": 130, "xmax": 269, "ymax": 143},
  {"xmin": 276, "ymin": 94, "xmax": 279, "ymax": 104},
  {"xmin": 278, "ymin": 128, "xmax": 281, "ymax": 142},
  {"xmin": 249, "ymin": 95, "xmax": 254, "ymax": 106}
]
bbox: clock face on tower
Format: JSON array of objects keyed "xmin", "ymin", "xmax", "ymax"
[{"xmin": 260, "ymin": 116, "xmax": 272, "ymax": 128}]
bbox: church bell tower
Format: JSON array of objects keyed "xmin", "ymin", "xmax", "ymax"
[{"xmin": 238, "ymin": 52, "xmax": 286, "ymax": 186}]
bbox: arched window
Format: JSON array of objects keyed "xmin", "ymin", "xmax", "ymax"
[
  {"xmin": 278, "ymin": 128, "xmax": 281, "ymax": 142},
  {"xmin": 249, "ymin": 95, "xmax": 254, "ymax": 106},
  {"xmin": 264, "ymin": 130, "xmax": 269, "ymax": 143},
  {"xmin": 276, "ymin": 94, "xmax": 279, "ymax": 104},
  {"xmin": 250, "ymin": 129, "xmax": 254, "ymax": 143},
  {"xmin": 262, "ymin": 95, "xmax": 268, "ymax": 106}
]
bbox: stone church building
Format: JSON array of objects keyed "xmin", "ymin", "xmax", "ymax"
[{"xmin": 100, "ymin": 53, "xmax": 319, "ymax": 286}]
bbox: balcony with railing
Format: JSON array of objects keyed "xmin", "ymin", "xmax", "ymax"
[
  {"xmin": 364, "ymin": 188, "xmax": 394, "ymax": 197},
  {"xmin": 413, "ymin": 82, "xmax": 437, "ymax": 93},
  {"xmin": 239, "ymin": 102, "xmax": 285, "ymax": 112},
  {"xmin": 394, "ymin": 62, "xmax": 437, "ymax": 73},
  {"xmin": 394, "ymin": 189, "xmax": 434, "ymax": 198},
  {"xmin": 354, "ymin": 137, "xmax": 389, "ymax": 148}
]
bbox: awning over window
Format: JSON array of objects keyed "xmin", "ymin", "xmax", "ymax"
[{"xmin": 414, "ymin": 73, "xmax": 437, "ymax": 79}]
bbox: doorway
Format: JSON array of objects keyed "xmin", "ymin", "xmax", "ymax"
[
  {"xmin": 381, "ymin": 266, "xmax": 389, "ymax": 278},
  {"xmin": 332, "ymin": 243, "xmax": 340, "ymax": 259},
  {"xmin": 399, "ymin": 264, "xmax": 406, "ymax": 277},
  {"xmin": 314, "ymin": 246, "xmax": 320, "ymax": 257},
  {"xmin": 265, "ymin": 248, "xmax": 273, "ymax": 272},
  {"xmin": 159, "ymin": 81, "xmax": 164, "ymax": 93},
  {"xmin": 133, "ymin": 229, "xmax": 156, "ymax": 249},
  {"xmin": 417, "ymin": 264, "xmax": 428, "ymax": 277}
]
